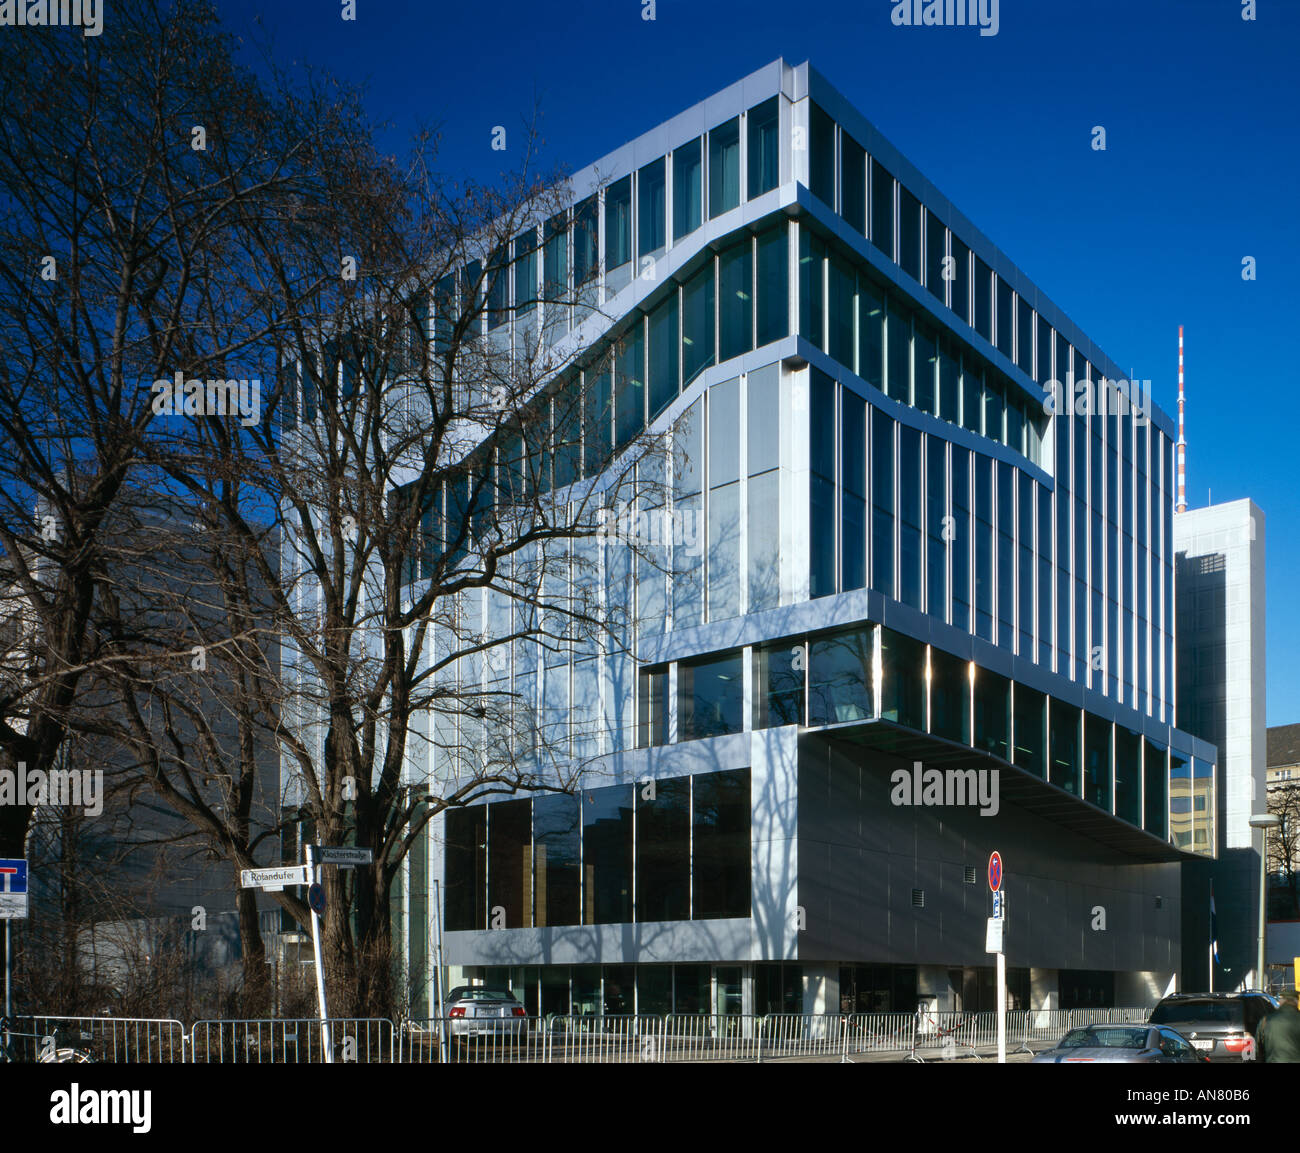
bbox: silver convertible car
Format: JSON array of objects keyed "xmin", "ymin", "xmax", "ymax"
[
  {"xmin": 441, "ymin": 986, "xmax": 530, "ymax": 1039},
  {"xmin": 1031, "ymin": 1024, "xmax": 1208, "ymax": 1063}
]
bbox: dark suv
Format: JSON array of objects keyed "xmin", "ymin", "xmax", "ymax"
[{"xmin": 1148, "ymin": 992, "xmax": 1278, "ymax": 1062}]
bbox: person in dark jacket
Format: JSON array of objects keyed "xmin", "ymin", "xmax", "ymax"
[{"xmin": 1258, "ymin": 992, "xmax": 1300, "ymax": 1062}]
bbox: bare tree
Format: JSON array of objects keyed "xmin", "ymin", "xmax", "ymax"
[{"xmin": 1267, "ymin": 781, "xmax": 1299, "ymax": 919}]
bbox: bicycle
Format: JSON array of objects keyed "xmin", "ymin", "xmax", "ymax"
[{"xmin": 0, "ymin": 1016, "xmax": 95, "ymax": 1063}]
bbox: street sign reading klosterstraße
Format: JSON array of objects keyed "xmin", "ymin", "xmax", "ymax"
[
  {"xmin": 312, "ymin": 846, "xmax": 373, "ymax": 868},
  {"xmin": 240, "ymin": 865, "xmax": 310, "ymax": 892}
]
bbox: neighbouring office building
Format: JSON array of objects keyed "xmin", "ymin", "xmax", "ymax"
[
  {"xmin": 1174, "ymin": 500, "xmax": 1267, "ymax": 991},
  {"xmin": 386, "ymin": 59, "xmax": 1223, "ymax": 1018}
]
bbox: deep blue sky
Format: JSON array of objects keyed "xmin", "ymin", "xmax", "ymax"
[{"xmin": 218, "ymin": 0, "xmax": 1299, "ymax": 725}]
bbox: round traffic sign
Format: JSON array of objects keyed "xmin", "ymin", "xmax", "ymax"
[
  {"xmin": 988, "ymin": 851, "xmax": 1002, "ymax": 892},
  {"xmin": 308, "ymin": 883, "xmax": 326, "ymax": 914}
]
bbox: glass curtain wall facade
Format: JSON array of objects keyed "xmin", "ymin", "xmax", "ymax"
[{"xmin": 357, "ymin": 60, "xmax": 1222, "ymax": 1007}]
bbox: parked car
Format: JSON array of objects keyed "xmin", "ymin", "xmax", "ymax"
[
  {"xmin": 440, "ymin": 986, "xmax": 529, "ymax": 1039},
  {"xmin": 1147, "ymin": 992, "xmax": 1277, "ymax": 1062},
  {"xmin": 1031, "ymin": 1024, "xmax": 1207, "ymax": 1063}
]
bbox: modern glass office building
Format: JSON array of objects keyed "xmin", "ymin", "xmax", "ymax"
[{"xmin": 387, "ymin": 59, "xmax": 1220, "ymax": 1017}]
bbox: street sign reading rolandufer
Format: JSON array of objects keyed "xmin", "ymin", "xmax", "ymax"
[
  {"xmin": 240, "ymin": 865, "xmax": 310, "ymax": 892},
  {"xmin": 312, "ymin": 846, "xmax": 373, "ymax": 869}
]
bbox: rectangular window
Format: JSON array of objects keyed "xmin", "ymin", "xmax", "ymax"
[
  {"xmin": 543, "ymin": 214, "xmax": 568, "ymax": 304},
  {"xmin": 638, "ymin": 667, "xmax": 668, "ymax": 748},
  {"xmin": 870, "ymin": 159, "xmax": 894, "ymax": 259},
  {"xmin": 756, "ymin": 224, "xmax": 788, "ymax": 347},
  {"xmin": 914, "ymin": 325, "xmax": 937, "ymax": 415},
  {"xmin": 938, "ymin": 337, "xmax": 959, "ymax": 423},
  {"xmin": 929, "ymin": 646, "xmax": 970, "ymax": 743},
  {"xmin": 961, "ymin": 360, "xmax": 982, "ymax": 435},
  {"xmin": 926, "ymin": 437, "xmax": 947, "ymax": 620},
  {"xmin": 673, "ymin": 138, "xmax": 703, "ymax": 239},
  {"xmin": 975, "ymin": 455, "xmax": 993, "ymax": 640},
  {"xmin": 1114, "ymin": 728, "xmax": 1141, "ymax": 826},
  {"xmin": 583, "ymin": 366, "xmax": 612, "ymax": 477},
  {"xmin": 842, "ymin": 389, "xmax": 867, "ymax": 591},
  {"xmin": 997, "ymin": 461, "xmax": 1014, "ymax": 648},
  {"xmin": 719, "ymin": 240, "xmax": 754, "ymax": 363},
  {"xmin": 693, "ymin": 769, "xmax": 751, "ymax": 919},
  {"xmin": 799, "ymin": 229, "xmax": 826, "ymax": 352},
  {"xmin": 881, "ymin": 627, "xmax": 926, "ymax": 730},
  {"xmin": 673, "ymin": 398, "xmax": 703, "ymax": 628},
  {"xmin": 899, "ymin": 425, "xmax": 922, "ymax": 608},
  {"xmin": 574, "ymin": 196, "xmax": 598, "ymax": 286},
  {"xmin": 709, "ymin": 117, "xmax": 741, "ymax": 218},
  {"xmin": 810, "ymin": 626, "xmax": 873, "ymax": 724},
  {"xmin": 648, "ymin": 294, "xmax": 679, "ymax": 421},
  {"xmin": 748, "ymin": 97, "xmax": 780, "ymax": 197},
  {"xmin": 1144, "ymin": 740, "xmax": 1167, "ymax": 837},
  {"xmin": 1013, "ymin": 684, "xmax": 1046, "ymax": 777},
  {"xmin": 829, "ymin": 252, "xmax": 854, "ymax": 367},
  {"xmin": 1018, "ymin": 472, "xmax": 1034, "ymax": 656},
  {"xmin": 809, "ymin": 102, "xmax": 835, "ymax": 206},
  {"xmin": 1018, "ymin": 297, "xmax": 1034, "ymax": 373},
  {"xmin": 678, "ymin": 651, "xmax": 744, "ymax": 739},
  {"xmin": 951, "ymin": 446, "xmax": 970, "ymax": 630},
  {"xmin": 899, "ymin": 186, "xmax": 922, "ymax": 282},
  {"xmin": 533, "ymin": 793, "xmax": 579, "ymax": 927},
  {"xmin": 748, "ymin": 364, "xmax": 782, "ymax": 612},
  {"xmin": 973, "ymin": 257, "xmax": 992, "ymax": 343},
  {"xmin": 950, "ymin": 236, "xmax": 971, "ymax": 325},
  {"xmin": 857, "ymin": 274, "xmax": 884, "ymax": 389},
  {"xmin": 639, "ymin": 158, "xmax": 666, "ymax": 257},
  {"xmin": 682, "ymin": 260, "xmax": 716, "ymax": 388},
  {"xmin": 1050, "ymin": 702, "xmax": 1080, "ymax": 796},
  {"xmin": 885, "ymin": 299, "xmax": 909, "ymax": 402},
  {"xmin": 487, "ymin": 246, "xmax": 509, "ymax": 330},
  {"xmin": 445, "ymin": 805, "xmax": 487, "ymax": 931},
  {"xmin": 841, "ymin": 132, "xmax": 866, "ymax": 233},
  {"xmin": 810, "ymin": 369, "xmax": 836, "ymax": 600},
  {"xmin": 872, "ymin": 411, "xmax": 895, "ymax": 597},
  {"xmin": 973, "ymin": 668, "xmax": 1010, "ymax": 760},
  {"xmin": 606, "ymin": 176, "xmax": 632, "ymax": 270},
  {"xmin": 708, "ymin": 377, "xmax": 741, "ymax": 621},
  {"xmin": 996, "ymin": 277, "xmax": 1013, "ymax": 359},
  {"xmin": 636, "ymin": 777, "xmax": 690, "ymax": 922},
  {"xmin": 488, "ymin": 799, "xmax": 532, "ymax": 929},
  {"xmin": 582, "ymin": 784, "xmax": 634, "ymax": 925},
  {"xmin": 615, "ymin": 323, "xmax": 645, "ymax": 449},
  {"xmin": 1085, "ymin": 713, "xmax": 1112, "ymax": 810},
  {"xmin": 926, "ymin": 212, "xmax": 946, "ymax": 304},
  {"xmin": 754, "ymin": 641, "xmax": 805, "ymax": 728},
  {"xmin": 514, "ymin": 229, "xmax": 538, "ymax": 314}
]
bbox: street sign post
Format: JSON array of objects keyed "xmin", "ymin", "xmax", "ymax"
[
  {"xmin": 311, "ymin": 846, "xmax": 373, "ymax": 869},
  {"xmin": 988, "ymin": 850, "xmax": 1006, "ymax": 1064},
  {"xmin": 304, "ymin": 845, "xmax": 333, "ymax": 1064}
]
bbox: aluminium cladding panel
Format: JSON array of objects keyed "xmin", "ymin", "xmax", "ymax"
[
  {"xmin": 794, "ymin": 733, "xmax": 1181, "ymax": 972},
  {"xmin": 438, "ymin": 726, "xmax": 800, "ymax": 967}
]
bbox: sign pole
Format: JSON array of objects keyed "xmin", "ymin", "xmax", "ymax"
[
  {"xmin": 996, "ymin": 949, "xmax": 1006, "ymax": 1063},
  {"xmin": 988, "ymin": 851, "xmax": 1006, "ymax": 1064},
  {"xmin": 4, "ymin": 918, "xmax": 11, "ymax": 1019},
  {"xmin": 305, "ymin": 844, "xmax": 333, "ymax": 1064}
]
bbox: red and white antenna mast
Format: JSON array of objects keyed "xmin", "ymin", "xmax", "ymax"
[{"xmin": 1176, "ymin": 325, "xmax": 1187, "ymax": 514}]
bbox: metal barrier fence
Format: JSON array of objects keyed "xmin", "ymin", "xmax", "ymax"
[
  {"xmin": 396, "ymin": 1016, "xmax": 550, "ymax": 1063},
  {"xmin": 3, "ymin": 1006, "xmax": 1156, "ymax": 1063},
  {"xmin": 759, "ymin": 1013, "xmax": 850, "ymax": 1061},
  {"xmin": 549, "ymin": 1015, "xmax": 664, "ymax": 1063},
  {"xmin": 8, "ymin": 1016, "xmax": 187, "ymax": 1063},
  {"xmin": 188, "ymin": 1018, "xmax": 392, "ymax": 1064},
  {"xmin": 662, "ymin": 1013, "xmax": 762, "ymax": 1062}
]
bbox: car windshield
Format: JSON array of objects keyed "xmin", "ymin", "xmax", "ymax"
[
  {"xmin": 446, "ymin": 988, "xmax": 517, "ymax": 1002},
  {"xmin": 1058, "ymin": 1028, "xmax": 1147, "ymax": 1049},
  {"xmin": 1150, "ymin": 1001, "xmax": 1241, "ymax": 1025}
]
